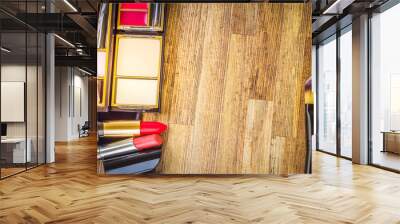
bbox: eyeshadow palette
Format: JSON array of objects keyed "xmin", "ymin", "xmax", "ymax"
[
  {"xmin": 119, "ymin": 3, "xmax": 149, "ymax": 27},
  {"xmin": 115, "ymin": 78, "xmax": 159, "ymax": 107},
  {"xmin": 97, "ymin": 3, "xmax": 166, "ymax": 176},
  {"xmin": 111, "ymin": 35, "xmax": 163, "ymax": 110},
  {"xmin": 118, "ymin": 3, "xmax": 164, "ymax": 32},
  {"xmin": 120, "ymin": 3, "xmax": 149, "ymax": 9},
  {"xmin": 114, "ymin": 35, "xmax": 162, "ymax": 77}
]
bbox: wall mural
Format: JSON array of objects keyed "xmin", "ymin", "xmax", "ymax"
[{"xmin": 97, "ymin": 3, "xmax": 312, "ymax": 175}]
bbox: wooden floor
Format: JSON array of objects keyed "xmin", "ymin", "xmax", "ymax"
[
  {"xmin": 1, "ymin": 167, "xmax": 26, "ymax": 178},
  {"xmin": 372, "ymin": 151, "xmax": 400, "ymax": 171},
  {"xmin": 1, "ymin": 136, "xmax": 400, "ymax": 223}
]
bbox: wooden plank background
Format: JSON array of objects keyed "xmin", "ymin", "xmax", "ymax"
[{"xmin": 143, "ymin": 3, "xmax": 312, "ymax": 175}]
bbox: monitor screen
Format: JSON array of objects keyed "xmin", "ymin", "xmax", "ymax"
[{"xmin": 1, "ymin": 123, "xmax": 7, "ymax": 137}]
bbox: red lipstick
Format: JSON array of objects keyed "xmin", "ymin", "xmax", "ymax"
[
  {"xmin": 140, "ymin": 121, "xmax": 167, "ymax": 136},
  {"xmin": 98, "ymin": 120, "xmax": 168, "ymax": 138},
  {"xmin": 133, "ymin": 133, "xmax": 163, "ymax": 150},
  {"xmin": 98, "ymin": 134, "xmax": 163, "ymax": 160}
]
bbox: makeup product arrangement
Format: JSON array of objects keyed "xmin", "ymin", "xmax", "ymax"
[
  {"xmin": 98, "ymin": 118, "xmax": 167, "ymax": 174},
  {"xmin": 97, "ymin": 3, "xmax": 167, "ymax": 175}
]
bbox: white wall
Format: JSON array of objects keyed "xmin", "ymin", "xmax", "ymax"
[
  {"xmin": 1, "ymin": 64, "xmax": 26, "ymax": 81},
  {"xmin": 1, "ymin": 65, "xmax": 37, "ymax": 138},
  {"xmin": 71, "ymin": 72, "xmax": 89, "ymax": 138},
  {"xmin": 55, "ymin": 66, "xmax": 70, "ymax": 141},
  {"xmin": 54, "ymin": 67, "xmax": 89, "ymax": 141},
  {"xmin": 317, "ymin": 38, "xmax": 337, "ymax": 154},
  {"xmin": 1, "ymin": 63, "xmax": 46, "ymax": 164}
]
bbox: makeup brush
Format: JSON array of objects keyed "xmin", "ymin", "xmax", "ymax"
[
  {"xmin": 98, "ymin": 120, "xmax": 167, "ymax": 138},
  {"xmin": 98, "ymin": 134, "xmax": 163, "ymax": 160}
]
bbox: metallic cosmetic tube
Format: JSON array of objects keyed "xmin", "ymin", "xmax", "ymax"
[
  {"xmin": 106, "ymin": 158, "xmax": 160, "ymax": 175},
  {"xmin": 98, "ymin": 138, "xmax": 136, "ymax": 160},
  {"xmin": 98, "ymin": 120, "xmax": 140, "ymax": 138},
  {"xmin": 103, "ymin": 149, "xmax": 162, "ymax": 171}
]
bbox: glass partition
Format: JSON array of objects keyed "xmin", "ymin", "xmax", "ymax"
[
  {"xmin": 316, "ymin": 26, "xmax": 353, "ymax": 159},
  {"xmin": 339, "ymin": 27, "xmax": 352, "ymax": 158},
  {"xmin": 0, "ymin": 30, "xmax": 28, "ymax": 177},
  {"xmin": 0, "ymin": 0, "xmax": 46, "ymax": 179},
  {"xmin": 317, "ymin": 35, "xmax": 337, "ymax": 155}
]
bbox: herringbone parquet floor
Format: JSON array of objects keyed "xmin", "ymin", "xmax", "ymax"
[{"xmin": 1, "ymin": 136, "xmax": 400, "ymax": 224}]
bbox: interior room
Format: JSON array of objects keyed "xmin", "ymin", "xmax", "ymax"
[
  {"xmin": 0, "ymin": 2, "xmax": 46, "ymax": 178},
  {"xmin": 52, "ymin": 2, "xmax": 97, "ymax": 143},
  {"xmin": 312, "ymin": 0, "xmax": 400, "ymax": 172},
  {"xmin": 0, "ymin": 0, "xmax": 97, "ymax": 179},
  {"xmin": 1, "ymin": 0, "xmax": 400, "ymax": 223}
]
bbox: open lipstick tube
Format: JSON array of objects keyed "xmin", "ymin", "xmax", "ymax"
[{"xmin": 98, "ymin": 134, "xmax": 163, "ymax": 160}]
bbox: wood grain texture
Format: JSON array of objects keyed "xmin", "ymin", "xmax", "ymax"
[
  {"xmin": 143, "ymin": 3, "xmax": 312, "ymax": 175},
  {"xmin": 2, "ymin": 136, "xmax": 400, "ymax": 223},
  {"xmin": 242, "ymin": 100, "xmax": 274, "ymax": 173}
]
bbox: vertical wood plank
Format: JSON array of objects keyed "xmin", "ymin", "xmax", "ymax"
[
  {"xmin": 187, "ymin": 4, "xmax": 232, "ymax": 173},
  {"xmin": 242, "ymin": 100, "xmax": 274, "ymax": 173},
  {"xmin": 215, "ymin": 34, "xmax": 253, "ymax": 174},
  {"xmin": 165, "ymin": 4, "xmax": 208, "ymax": 126},
  {"xmin": 158, "ymin": 124, "xmax": 193, "ymax": 173}
]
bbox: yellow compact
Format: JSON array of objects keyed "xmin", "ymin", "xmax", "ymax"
[{"xmin": 111, "ymin": 35, "xmax": 163, "ymax": 111}]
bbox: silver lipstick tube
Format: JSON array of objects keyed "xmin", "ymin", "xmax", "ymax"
[{"xmin": 98, "ymin": 138, "xmax": 138, "ymax": 160}]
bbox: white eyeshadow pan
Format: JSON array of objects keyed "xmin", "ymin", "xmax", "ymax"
[
  {"xmin": 115, "ymin": 36, "xmax": 161, "ymax": 78},
  {"xmin": 115, "ymin": 78, "xmax": 158, "ymax": 106}
]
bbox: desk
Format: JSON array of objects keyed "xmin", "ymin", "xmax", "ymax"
[
  {"xmin": 382, "ymin": 131, "xmax": 400, "ymax": 154},
  {"xmin": 1, "ymin": 138, "xmax": 31, "ymax": 163}
]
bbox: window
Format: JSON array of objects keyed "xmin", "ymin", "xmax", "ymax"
[
  {"xmin": 317, "ymin": 36, "xmax": 337, "ymax": 154},
  {"xmin": 316, "ymin": 26, "xmax": 353, "ymax": 159},
  {"xmin": 370, "ymin": 3, "xmax": 400, "ymax": 171},
  {"xmin": 339, "ymin": 27, "xmax": 352, "ymax": 158}
]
